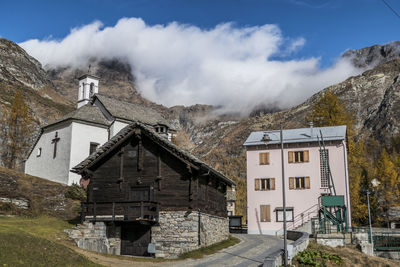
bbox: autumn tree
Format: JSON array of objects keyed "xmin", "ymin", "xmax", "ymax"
[
  {"xmin": 307, "ymin": 90, "xmax": 377, "ymax": 225},
  {"xmin": 0, "ymin": 90, "xmax": 34, "ymax": 169},
  {"xmin": 307, "ymin": 90, "xmax": 353, "ymax": 129},
  {"xmin": 375, "ymin": 149, "xmax": 400, "ymax": 226}
]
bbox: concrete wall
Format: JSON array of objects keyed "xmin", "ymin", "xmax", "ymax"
[
  {"xmin": 152, "ymin": 211, "xmax": 229, "ymax": 258},
  {"xmin": 25, "ymin": 123, "xmax": 72, "ymax": 184},
  {"xmin": 247, "ymin": 141, "xmax": 351, "ymax": 235},
  {"xmin": 263, "ymin": 231, "xmax": 309, "ymax": 267},
  {"xmin": 68, "ymin": 122, "xmax": 108, "ymax": 185}
]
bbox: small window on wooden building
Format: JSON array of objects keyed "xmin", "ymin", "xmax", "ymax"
[
  {"xmin": 89, "ymin": 142, "xmax": 100, "ymax": 155},
  {"xmin": 260, "ymin": 205, "xmax": 271, "ymax": 222},
  {"xmin": 275, "ymin": 207, "xmax": 294, "ymax": 222},
  {"xmin": 289, "ymin": 177, "xmax": 310, "ymax": 190},
  {"xmin": 255, "ymin": 178, "xmax": 275, "ymax": 191},
  {"xmin": 288, "ymin": 150, "xmax": 309, "ymax": 163},
  {"xmin": 37, "ymin": 147, "xmax": 42, "ymax": 157},
  {"xmin": 259, "ymin": 152, "xmax": 270, "ymax": 165}
]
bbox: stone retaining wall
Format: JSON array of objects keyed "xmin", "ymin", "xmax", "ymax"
[
  {"xmin": 66, "ymin": 210, "xmax": 229, "ymax": 259},
  {"xmin": 65, "ymin": 222, "xmax": 121, "ymax": 255},
  {"xmin": 152, "ymin": 211, "xmax": 229, "ymax": 258}
]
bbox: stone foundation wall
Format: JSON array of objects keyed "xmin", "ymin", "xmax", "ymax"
[
  {"xmin": 65, "ymin": 222, "xmax": 121, "ymax": 255},
  {"xmin": 66, "ymin": 211, "xmax": 228, "ymax": 258},
  {"xmin": 152, "ymin": 211, "xmax": 229, "ymax": 258}
]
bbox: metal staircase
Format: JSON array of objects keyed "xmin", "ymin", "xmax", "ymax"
[{"xmin": 313, "ymin": 131, "xmax": 348, "ymax": 234}]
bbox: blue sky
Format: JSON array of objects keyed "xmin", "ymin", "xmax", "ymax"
[
  {"xmin": 2, "ymin": 0, "xmax": 399, "ymax": 66},
  {"xmin": 1, "ymin": 0, "xmax": 400, "ymax": 110}
]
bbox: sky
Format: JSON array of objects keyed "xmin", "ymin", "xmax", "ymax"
[{"xmin": 1, "ymin": 0, "xmax": 400, "ymax": 112}]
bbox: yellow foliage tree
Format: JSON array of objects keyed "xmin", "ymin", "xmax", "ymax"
[
  {"xmin": 308, "ymin": 90, "xmax": 375, "ymax": 225},
  {"xmin": 0, "ymin": 90, "xmax": 34, "ymax": 169},
  {"xmin": 308, "ymin": 90, "xmax": 353, "ymax": 129},
  {"xmin": 375, "ymin": 149, "xmax": 400, "ymax": 226}
]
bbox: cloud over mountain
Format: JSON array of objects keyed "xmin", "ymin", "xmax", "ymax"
[{"xmin": 20, "ymin": 18, "xmax": 361, "ymax": 113}]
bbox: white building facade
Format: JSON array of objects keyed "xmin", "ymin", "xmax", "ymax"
[
  {"xmin": 244, "ymin": 125, "xmax": 351, "ymax": 235},
  {"xmin": 25, "ymin": 74, "xmax": 174, "ymax": 185}
]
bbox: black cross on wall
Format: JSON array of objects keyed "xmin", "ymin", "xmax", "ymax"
[{"xmin": 52, "ymin": 132, "xmax": 60, "ymax": 158}]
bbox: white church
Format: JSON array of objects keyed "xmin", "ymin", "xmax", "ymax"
[{"xmin": 25, "ymin": 74, "xmax": 174, "ymax": 185}]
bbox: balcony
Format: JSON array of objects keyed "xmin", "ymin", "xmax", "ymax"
[{"xmin": 81, "ymin": 201, "xmax": 159, "ymax": 223}]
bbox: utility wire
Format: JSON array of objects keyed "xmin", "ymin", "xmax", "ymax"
[{"xmin": 381, "ymin": 0, "xmax": 400, "ymax": 20}]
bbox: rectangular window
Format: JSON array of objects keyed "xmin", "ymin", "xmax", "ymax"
[
  {"xmin": 288, "ymin": 150, "xmax": 309, "ymax": 163},
  {"xmin": 320, "ymin": 149, "xmax": 329, "ymax": 188},
  {"xmin": 275, "ymin": 208, "xmax": 294, "ymax": 222},
  {"xmin": 255, "ymin": 178, "xmax": 275, "ymax": 191},
  {"xmin": 289, "ymin": 177, "xmax": 310, "ymax": 190},
  {"xmin": 259, "ymin": 152, "xmax": 270, "ymax": 165},
  {"xmin": 37, "ymin": 147, "xmax": 42, "ymax": 157},
  {"xmin": 260, "ymin": 205, "xmax": 271, "ymax": 222},
  {"xmin": 89, "ymin": 142, "xmax": 100, "ymax": 155}
]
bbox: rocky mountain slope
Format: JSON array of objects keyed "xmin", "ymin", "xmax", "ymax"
[
  {"xmin": 0, "ymin": 38, "xmax": 73, "ymax": 126},
  {"xmin": 192, "ymin": 57, "xmax": 400, "ymax": 161},
  {"xmin": 2, "ymin": 37, "xmax": 400, "ymax": 173}
]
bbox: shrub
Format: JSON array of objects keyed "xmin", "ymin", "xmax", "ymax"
[{"xmin": 65, "ymin": 183, "xmax": 86, "ymax": 201}]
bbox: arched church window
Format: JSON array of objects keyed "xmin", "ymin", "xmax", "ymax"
[{"xmin": 90, "ymin": 83, "xmax": 94, "ymax": 97}]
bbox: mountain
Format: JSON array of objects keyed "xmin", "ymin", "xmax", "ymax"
[
  {"xmin": 2, "ymin": 37, "xmax": 400, "ymax": 172},
  {"xmin": 342, "ymin": 41, "xmax": 400, "ymax": 69},
  {"xmin": 0, "ymin": 38, "xmax": 73, "ymax": 126}
]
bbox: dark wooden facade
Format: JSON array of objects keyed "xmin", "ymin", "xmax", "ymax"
[
  {"xmin": 77, "ymin": 125, "xmax": 233, "ymax": 222},
  {"xmin": 73, "ymin": 123, "xmax": 234, "ymax": 256}
]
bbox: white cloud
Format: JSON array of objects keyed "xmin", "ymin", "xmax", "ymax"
[{"xmin": 20, "ymin": 18, "xmax": 361, "ymax": 114}]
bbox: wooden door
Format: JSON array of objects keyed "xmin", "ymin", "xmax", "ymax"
[{"xmin": 121, "ymin": 224, "xmax": 151, "ymax": 256}]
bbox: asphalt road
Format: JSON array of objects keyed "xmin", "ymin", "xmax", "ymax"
[{"xmin": 171, "ymin": 234, "xmax": 283, "ymax": 267}]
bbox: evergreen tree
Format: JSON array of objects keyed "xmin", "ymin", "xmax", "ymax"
[
  {"xmin": 0, "ymin": 90, "xmax": 34, "ymax": 169},
  {"xmin": 375, "ymin": 149, "xmax": 400, "ymax": 226}
]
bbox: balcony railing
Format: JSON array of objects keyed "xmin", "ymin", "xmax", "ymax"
[{"xmin": 81, "ymin": 201, "xmax": 159, "ymax": 223}]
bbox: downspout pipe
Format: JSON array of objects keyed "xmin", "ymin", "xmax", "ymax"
[{"xmin": 342, "ymin": 140, "xmax": 351, "ymax": 229}]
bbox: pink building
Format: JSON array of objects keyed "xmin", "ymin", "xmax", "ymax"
[{"xmin": 244, "ymin": 125, "xmax": 351, "ymax": 235}]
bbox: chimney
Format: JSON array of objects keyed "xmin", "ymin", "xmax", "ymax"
[{"xmin": 309, "ymin": 121, "xmax": 314, "ymax": 137}]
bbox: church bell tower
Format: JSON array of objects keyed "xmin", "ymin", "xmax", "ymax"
[{"xmin": 77, "ymin": 73, "xmax": 100, "ymax": 109}]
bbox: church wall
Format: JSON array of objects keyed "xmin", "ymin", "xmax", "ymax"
[
  {"xmin": 110, "ymin": 120, "xmax": 129, "ymax": 138},
  {"xmin": 25, "ymin": 123, "xmax": 73, "ymax": 184},
  {"xmin": 68, "ymin": 122, "xmax": 108, "ymax": 185}
]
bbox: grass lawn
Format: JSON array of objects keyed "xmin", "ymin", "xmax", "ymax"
[{"xmin": 0, "ymin": 216, "xmax": 102, "ymax": 267}]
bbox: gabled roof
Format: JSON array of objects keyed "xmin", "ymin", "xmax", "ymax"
[
  {"xmin": 244, "ymin": 125, "xmax": 347, "ymax": 146},
  {"xmin": 43, "ymin": 104, "xmax": 110, "ymax": 129},
  {"xmin": 92, "ymin": 94, "xmax": 171, "ymax": 128},
  {"xmin": 72, "ymin": 122, "xmax": 235, "ymax": 186}
]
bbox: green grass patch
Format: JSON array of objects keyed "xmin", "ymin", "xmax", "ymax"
[
  {"xmin": 0, "ymin": 216, "xmax": 102, "ymax": 266},
  {"xmin": 0, "ymin": 231, "xmax": 101, "ymax": 267},
  {"xmin": 179, "ymin": 235, "xmax": 241, "ymax": 259}
]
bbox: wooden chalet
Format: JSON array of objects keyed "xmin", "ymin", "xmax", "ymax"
[{"xmin": 71, "ymin": 122, "xmax": 235, "ymax": 258}]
